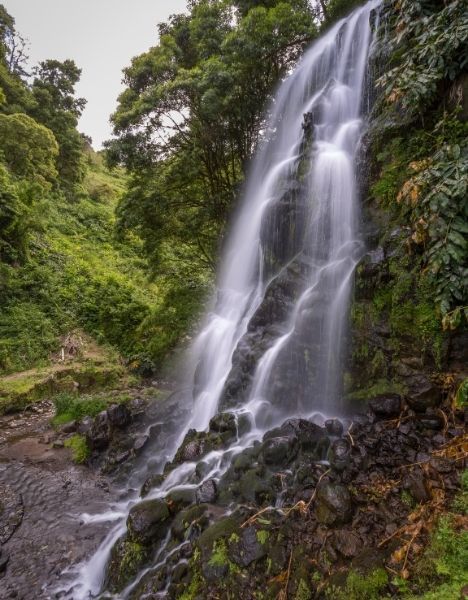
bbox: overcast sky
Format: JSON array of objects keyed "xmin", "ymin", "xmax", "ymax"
[{"xmin": 3, "ymin": 0, "xmax": 188, "ymax": 148}]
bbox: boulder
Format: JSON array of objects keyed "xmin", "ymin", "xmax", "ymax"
[
  {"xmin": 127, "ymin": 499, "xmax": 171, "ymax": 544},
  {"xmin": 141, "ymin": 474, "xmax": 165, "ymax": 498},
  {"xmin": 196, "ymin": 479, "xmax": 218, "ymax": 504},
  {"xmin": 209, "ymin": 412, "xmax": 236, "ymax": 435},
  {"xmin": 228, "ymin": 526, "xmax": 267, "ymax": 567},
  {"xmin": 316, "ymin": 481, "xmax": 353, "ymax": 525},
  {"xmin": 107, "ymin": 403, "xmax": 131, "ymax": 429},
  {"xmin": 406, "ymin": 375, "xmax": 442, "ymax": 412},
  {"xmin": 261, "ymin": 436, "xmax": 298, "ymax": 467},
  {"xmin": 369, "ymin": 394, "xmax": 401, "ymax": 418},
  {"xmin": 87, "ymin": 410, "xmax": 111, "ymax": 450},
  {"xmin": 325, "ymin": 419, "xmax": 344, "ymax": 437},
  {"xmin": 328, "ymin": 439, "xmax": 351, "ymax": 472}
]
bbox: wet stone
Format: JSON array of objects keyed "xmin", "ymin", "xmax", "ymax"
[
  {"xmin": 196, "ymin": 479, "xmax": 218, "ymax": 504},
  {"xmin": 325, "ymin": 419, "xmax": 344, "ymax": 437},
  {"xmin": 228, "ymin": 526, "xmax": 267, "ymax": 567},
  {"xmin": 127, "ymin": 499, "xmax": 171, "ymax": 544},
  {"xmin": 107, "ymin": 403, "xmax": 131, "ymax": 429},
  {"xmin": 261, "ymin": 436, "xmax": 298, "ymax": 467},
  {"xmin": 369, "ymin": 394, "xmax": 401, "ymax": 418},
  {"xmin": 315, "ymin": 481, "xmax": 353, "ymax": 525},
  {"xmin": 328, "ymin": 438, "xmax": 352, "ymax": 472},
  {"xmin": 133, "ymin": 435, "xmax": 149, "ymax": 453},
  {"xmin": 141, "ymin": 474, "xmax": 165, "ymax": 497}
]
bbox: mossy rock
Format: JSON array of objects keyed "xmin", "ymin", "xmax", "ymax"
[{"xmin": 105, "ymin": 535, "xmax": 150, "ymax": 592}]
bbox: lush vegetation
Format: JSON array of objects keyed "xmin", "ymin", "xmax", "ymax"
[{"xmin": 373, "ymin": 0, "xmax": 468, "ymax": 328}]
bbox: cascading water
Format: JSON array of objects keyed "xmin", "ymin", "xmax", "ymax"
[
  {"xmin": 55, "ymin": 2, "xmax": 380, "ymax": 598},
  {"xmin": 189, "ymin": 0, "xmax": 379, "ymax": 431}
]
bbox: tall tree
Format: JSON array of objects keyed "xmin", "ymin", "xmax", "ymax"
[{"xmin": 30, "ymin": 59, "xmax": 86, "ymax": 192}]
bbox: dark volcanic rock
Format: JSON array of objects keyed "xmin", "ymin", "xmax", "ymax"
[
  {"xmin": 325, "ymin": 419, "xmax": 344, "ymax": 437},
  {"xmin": 141, "ymin": 474, "xmax": 165, "ymax": 497},
  {"xmin": 87, "ymin": 410, "xmax": 111, "ymax": 450},
  {"xmin": 332, "ymin": 530, "xmax": 361, "ymax": 558},
  {"xmin": 228, "ymin": 526, "xmax": 267, "ymax": 567},
  {"xmin": 369, "ymin": 394, "xmax": 402, "ymax": 418},
  {"xmin": 316, "ymin": 480, "xmax": 353, "ymax": 525},
  {"xmin": 264, "ymin": 418, "xmax": 329, "ymax": 456},
  {"xmin": 196, "ymin": 479, "xmax": 218, "ymax": 504},
  {"xmin": 328, "ymin": 439, "xmax": 352, "ymax": 472},
  {"xmin": 261, "ymin": 436, "xmax": 298, "ymax": 467},
  {"xmin": 127, "ymin": 499, "xmax": 171, "ymax": 543},
  {"xmin": 107, "ymin": 403, "xmax": 131, "ymax": 429},
  {"xmin": 406, "ymin": 375, "xmax": 442, "ymax": 412},
  {"xmin": 209, "ymin": 412, "xmax": 236, "ymax": 435}
]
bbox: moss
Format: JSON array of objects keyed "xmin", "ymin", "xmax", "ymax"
[
  {"xmin": 107, "ymin": 537, "xmax": 149, "ymax": 592},
  {"xmin": 326, "ymin": 568, "xmax": 388, "ymax": 600},
  {"xmin": 348, "ymin": 379, "xmax": 406, "ymax": 401},
  {"xmin": 64, "ymin": 434, "xmax": 90, "ymax": 464},
  {"xmin": 256, "ymin": 530, "xmax": 269, "ymax": 545},
  {"xmin": 408, "ymin": 514, "xmax": 468, "ymax": 599},
  {"xmin": 197, "ymin": 517, "xmax": 240, "ymax": 558},
  {"xmin": 178, "ymin": 572, "xmax": 203, "ymax": 600},
  {"xmin": 295, "ymin": 578, "xmax": 312, "ymax": 600}
]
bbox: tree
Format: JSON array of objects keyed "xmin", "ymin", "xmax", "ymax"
[
  {"xmin": 0, "ymin": 113, "xmax": 58, "ymax": 185},
  {"xmin": 107, "ymin": 0, "xmax": 317, "ymax": 273},
  {"xmin": 30, "ymin": 59, "xmax": 87, "ymax": 191}
]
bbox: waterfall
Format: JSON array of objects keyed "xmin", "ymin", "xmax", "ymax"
[
  {"xmin": 188, "ymin": 0, "xmax": 380, "ymax": 432},
  {"xmin": 55, "ymin": 3, "xmax": 380, "ymax": 597}
]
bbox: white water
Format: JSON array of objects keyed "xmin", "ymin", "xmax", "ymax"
[
  {"xmin": 54, "ymin": 3, "xmax": 379, "ymax": 597},
  {"xmin": 189, "ymin": 0, "xmax": 380, "ymax": 430}
]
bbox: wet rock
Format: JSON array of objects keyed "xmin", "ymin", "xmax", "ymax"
[
  {"xmin": 106, "ymin": 535, "xmax": 150, "ymax": 591},
  {"xmin": 76, "ymin": 416, "xmax": 93, "ymax": 436},
  {"xmin": 197, "ymin": 517, "xmax": 240, "ymax": 581},
  {"xmin": 328, "ymin": 439, "xmax": 352, "ymax": 472},
  {"xmin": 265, "ymin": 418, "xmax": 329, "ymax": 456},
  {"xmin": 406, "ymin": 375, "xmax": 442, "ymax": 412},
  {"xmin": 141, "ymin": 474, "xmax": 165, "ymax": 497},
  {"xmin": 133, "ymin": 435, "xmax": 149, "ymax": 453},
  {"xmin": 107, "ymin": 403, "xmax": 131, "ymax": 429},
  {"xmin": 238, "ymin": 468, "xmax": 274, "ymax": 504},
  {"xmin": 52, "ymin": 440, "xmax": 64, "ymax": 449},
  {"xmin": 87, "ymin": 410, "xmax": 111, "ymax": 450},
  {"xmin": 261, "ymin": 436, "xmax": 298, "ymax": 467},
  {"xmin": 316, "ymin": 481, "xmax": 353, "ymax": 525},
  {"xmin": 403, "ymin": 470, "xmax": 431, "ymax": 503},
  {"xmin": 417, "ymin": 408, "xmax": 444, "ymax": 430},
  {"xmin": 369, "ymin": 394, "xmax": 401, "ymax": 418},
  {"xmin": 172, "ymin": 504, "xmax": 210, "ymax": 541},
  {"xmin": 127, "ymin": 499, "xmax": 171, "ymax": 543},
  {"xmin": 196, "ymin": 479, "xmax": 218, "ymax": 504},
  {"xmin": 228, "ymin": 526, "xmax": 267, "ymax": 567},
  {"xmin": 325, "ymin": 419, "xmax": 344, "ymax": 437},
  {"xmin": 167, "ymin": 488, "xmax": 197, "ymax": 513},
  {"xmin": 60, "ymin": 420, "xmax": 77, "ymax": 434},
  {"xmin": 209, "ymin": 412, "xmax": 236, "ymax": 435},
  {"xmin": 332, "ymin": 530, "xmax": 361, "ymax": 558}
]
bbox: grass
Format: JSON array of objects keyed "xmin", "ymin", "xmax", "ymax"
[{"xmin": 64, "ymin": 434, "xmax": 90, "ymax": 464}]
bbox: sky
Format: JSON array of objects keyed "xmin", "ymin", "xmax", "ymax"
[{"xmin": 3, "ymin": 0, "xmax": 188, "ymax": 148}]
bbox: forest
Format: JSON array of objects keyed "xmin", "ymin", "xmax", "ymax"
[{"xmin": 0, "ymin": 0, "xmax": 466, "ymax": 599}]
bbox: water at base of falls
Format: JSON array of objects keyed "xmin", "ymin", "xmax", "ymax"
[{"xmin": 54, "ymin": 2, "xmax": 380, "ymax": 597}]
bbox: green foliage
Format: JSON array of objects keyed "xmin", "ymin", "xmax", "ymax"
[
  {"xmin": 0, "ymin": 112, "xmax": 58, "ymax": 184},
  {"xmin": 30, "ymin": 59, "xmax": 87, "ymax": 191},
  {"xmin": 64, "ymin": 433, "xmax": 90, "ymax": 463},
  {"xmin": 377, "ymin": 0, "xmax": 468, "ymax": 113},
  {"xmin": 409, "ymin": 514, "xmax": 468, "ymax": 599},
  {"xmin": 52, "ymin": 391, "xmax": 108, "ymax": 425},
  {"xmin": 108, "ymin": 0, "xmax": 317, "ymax": 281},
  {"xmin": 326, "ymin": 568, "xmax": 388, "ymax": 600}
]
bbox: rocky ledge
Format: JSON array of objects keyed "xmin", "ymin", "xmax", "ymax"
[{"xmin": 105, "ymin": 394, "xmax": 466, "ymax": 599}]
